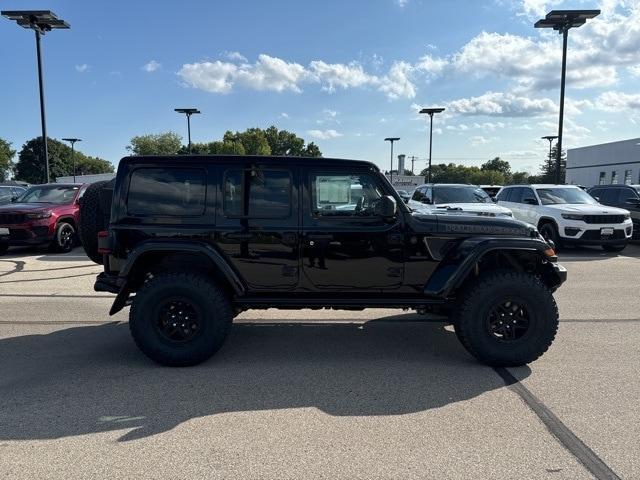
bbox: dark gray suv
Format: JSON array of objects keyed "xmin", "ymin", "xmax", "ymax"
[{"xmin": 588, "ymin": 185, "xmax": 640, "ymax": 240}]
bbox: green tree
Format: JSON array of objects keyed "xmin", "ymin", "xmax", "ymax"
[
  {"xmin": 263, "ymin": 126, "xmax": 322, "ymax": 157},
  {"xmin": 127, "ymin": 132, "xmax": 182, "ymax": 155},
  {"xmin": 223, "ymin": 128, "xmax": 271, "ymax": 156},
  {"xmin": 0, "ymin": 138, "xmax": 16, "ymax": 181},
  {"xmin": 537, "ymin": 145, "xmax": 566, "ymax": 183},
  {"xmin": 510, "ymin": 171, "xmax": 530, "ymax": 184},
  {"xmin": 419, "ymin": 163, "xmax": 505, "ymax": 185},
  {"xmin": 15, "ymin": 137, "xmax": 114, "ymax": 184},
  {"xmin": 481, "ymin": 157, "xmax": 512, "ymax": 182}
]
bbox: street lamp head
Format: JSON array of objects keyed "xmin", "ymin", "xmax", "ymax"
[
  {"xmin": 174, "ymin": 108, "xmax": 201, "ymax": 115},
  {"xmin": 384, "ymin": 137, "xmax": 400, "ymax": 142},
  {"xmin": 62, "ymin": 138, "xmax": 81, "ymax": 143},
  {"xmin": 534, "ymin": 9, "xmax": 600, "ymax": 32},
  {"xmin": 419, "ymin": 108, "xmax": 445, "ymax": 115},
  {"xmin": 541, "ymin": 135, "xmax": 558, "ymax": 141},
  {"xmin": 1, "ymin": 10, "xmax": 70, "ymax": 32}
]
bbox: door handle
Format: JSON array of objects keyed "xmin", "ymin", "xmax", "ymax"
[{"xmin": 224, "ymin": 232, "xmax": 252, "ymax": 241}]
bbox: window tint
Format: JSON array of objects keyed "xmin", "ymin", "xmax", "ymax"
[
  {"xmin": 411, "ymin": 187, "xmax": 425, "ymax": 202},
  {"xmin": 589, "ymin": 188, "xmax": 603, "ymax": 201},
  {"xmin": 424, "ymin": 186, "xmax": 433, "ymax": 203},
  {"xmin": 521, "ymin": 188, "xmax": 537, "ymax": 203},
  {"xmin": 311, "ymin": 173, "xmax": 383, "ymax": 217},
  {"xmin": 128, "ymin": 168, "xmax": 206, "ymax": 216},
  {"xmin": 496, "ymin": 188, "xmax": 511, "ymax": 202},
  {"xmin": 598, "ymin": 188, "xmax": 618, "ymax": 205},
  {"xmin": 509, "ymin": 187, "xmax": 524, "ymax": 204},
  {"xmin": 224, "ymin": 169, "xmax": 291, "ymax": 218}
]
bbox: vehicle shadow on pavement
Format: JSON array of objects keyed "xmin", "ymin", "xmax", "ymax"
[
  {"xmin": 558, "ymin": 243, "xmax": 640, "ymax": 261},
  {"xmin": 0, "ymin": 319, "xmax": 529, "ymax": 442}
]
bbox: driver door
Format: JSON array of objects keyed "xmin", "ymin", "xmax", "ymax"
[{"xmin": 301, "ymin": 170, "xmax": 404, "ymax": 291}]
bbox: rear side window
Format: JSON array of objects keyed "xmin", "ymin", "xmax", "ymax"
[
  {"xmin": 224, "ymin": 168, "xmax": 291, "ymax": 218},
  {"xmin": 598, "ymin": 188, "xmax": 618, "ymax": 205},
  {"xmin": 127, "ymin": 168, "xmax": 206, "ymax": 216},
  {"xmin": 496, "ymin": 188, "xmax": 511, "ymax": 202}
]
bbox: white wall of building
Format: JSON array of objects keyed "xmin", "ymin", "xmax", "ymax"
[
  {"xmin": 56, "ymin": 173, "xmax": 116, "ymax": 184},
  {"xmin": 567, "ymin": 138, "xmax": 640, "ymax": 186}
]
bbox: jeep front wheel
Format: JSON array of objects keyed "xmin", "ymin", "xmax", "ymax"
[
  {"xmin": 453, "ymin": 271, "xmax": 559, "ymax": 367},
  {"xmin": 129, "ymin": 272, "xmax": 233, "ymax": 366}
]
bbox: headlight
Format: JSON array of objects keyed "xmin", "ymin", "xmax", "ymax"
[
  {"xmin": 561, "ymin": 213, "xmax": 584, "ymax": 220},
  {"xmin": 26, "ymin": 211, "xmax": 52, "ymax": 220},
  {"xmin": 624, "ymin": 213, "xmax": 631, "ymax": 220}
]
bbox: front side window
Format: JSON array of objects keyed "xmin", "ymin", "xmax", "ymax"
[
  {"xmin": 411, "ymin": 187, "xmax": 425, "ymax": 202},
  {"xmin": 17, "ymin": 185, "xmax": 79, "ymax": 204},
  {"xmin": 127, "ymin": 168, "xmax": 206, "ymax": 216},
  {"xmin": 536, "ymin": 187, "xmax": 598, "ymax": 205},
  {"xmin": 311, "ymin": 173, "xmax": 383, "ymax": 217},
  {"xmin": 224, "ymin": 168, "xmax": 291, "ymax": 218},
  {"xmin": 496, "ymin": 188, "xmax": 511, "ymax": 202},
  {"xmin": 432, "ymin": 186, "xmax": 492, "ymax": 204}
]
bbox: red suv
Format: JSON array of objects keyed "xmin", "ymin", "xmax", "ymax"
[{"xmin": 0, "ymin": 183, "xmax": 86, "ymax": 255}]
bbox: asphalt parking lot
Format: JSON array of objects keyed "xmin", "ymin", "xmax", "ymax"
[{"xmin": 1, "ymin": 245, "xmax": 639, "ymax": 479}]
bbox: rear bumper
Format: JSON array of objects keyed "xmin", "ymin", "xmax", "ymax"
[
  {"xmin": 94, "ymin": 271, "xmax": 125, "ymax": 293},
  {"xmin": 553, "ymin": 263, "xmax": 567, "ymax": 284}
]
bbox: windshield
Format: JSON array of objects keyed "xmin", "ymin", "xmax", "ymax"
[
  {"xmin": 433, "ymin": 186, "xmax": 492, "ymax": 204},
  {"xmin": 16, "ymin": 185, "xmax": 79, "ymax": 204},
  {"xmin": 537, "ymin": 187, "xmax": 598, "ymax": 205}
]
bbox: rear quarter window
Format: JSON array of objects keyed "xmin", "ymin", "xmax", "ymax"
[{"xmin": 127, "ymin": 167, "xmax": 207, "ymax": 216}]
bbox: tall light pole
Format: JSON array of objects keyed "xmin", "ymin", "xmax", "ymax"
[
  {"xmin": 62, "ymin": 138, "xmax": 81, "ymax": 182},
  {"xmin": 384, "ymin": 137, "xmax": 400, "ymax": 185},
  {"xmin": 410, "ymin": 156, "xmax": 416, "ymax": 175},
  {"xmin": 174, "ymin": 108, "xmax": 200, "ymax": 154},
  {"xmin": 535, "ymin": 9, "xmax": 600, "ymax": 184},
  {"xmin": 2, "ymin": 11, "xmax": 70, "ymax": 184},
  {"xmin": 419, "ymin": 108, "xmax": 445, "ymax": 183},
  {"xmin": 541, "ymin": 135, "xmax": 558, "ymax": 178}
]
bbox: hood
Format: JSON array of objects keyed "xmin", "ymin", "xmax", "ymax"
[
  {"xmin": 0, "ymin": 203, "xmax": 52, "ymax": 213},
  {"xmin": 411, "ymin": 211, "xmax": 535, "ymax": 237},
  {"xmin": 544, "ymin": 204, "xmax": 629, "ymax": 215},
  {"xmin": 413, "ymin": 202, "xmax": 512, "ymax": 216}
]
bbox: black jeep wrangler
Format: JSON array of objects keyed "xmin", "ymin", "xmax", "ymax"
[{"xmin": 87, "ymin": 155, "xmax": 566, "ymax": 367}]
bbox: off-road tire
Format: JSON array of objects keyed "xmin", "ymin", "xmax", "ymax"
[
  {"xmin": 129, "ymin": 272, "xmax": 233, "ymax": 367},
  {"xmin": 453, "ymin": 271, "xmax": 559, "ymax": 367},
  {"xmin": 49, "ymin": 221, "xmax": 76, "ymax": 253},
  {"xmin": 79, "ymin": 180, "xmax": 111, "ymax": 264},
  {"xmin": 602, "ymin": 243, "xmax": 626, "ymax": 252}
]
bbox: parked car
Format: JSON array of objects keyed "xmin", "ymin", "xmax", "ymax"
[
  {"xmin": 408, "ymin": 184, "xmax": 513, "ymax": 217},
  {"xmin": 0, "ymin": 183, "xmax": 85, "ymax": 255},
  {"xmin": 496, "ymin": 184, "xmax": 633, "ymax": 251},
  {"xmin": 395, "ymin": 189, "xmax": 411, "ymax": 203},
  {"xmin": 90, "ymin": 155, "xmax": 566, "ymax": 368},
  {"xmin": 588, "ymin": 184, "xmax": 640, "ymax": 240},
  {"xmin": 0, "ymin": 186, "xmax": 26, "ymax": 205},
  {"xmin": 480, "ymin": 185, "xmax": 502, "ymax": 199}
]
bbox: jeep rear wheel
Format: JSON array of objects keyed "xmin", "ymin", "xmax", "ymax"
[
  {"xmin": 129, "ymin": 272, "xmax": 232, "ymax": 367},
  {"xmin": 453, "ymin": 271, "xmax": 558, "ymax": 367}
]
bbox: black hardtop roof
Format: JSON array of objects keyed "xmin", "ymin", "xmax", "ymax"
[{"xmin": 120, "ymin": 155, "xmax": 378, "ymax": 170}]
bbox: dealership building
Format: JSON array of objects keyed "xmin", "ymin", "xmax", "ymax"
[{"xmin": 566, "ymin": 138, "xmax": 640, "ymax": 187}]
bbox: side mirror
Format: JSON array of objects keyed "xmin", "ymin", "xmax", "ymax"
[
  {"xmin": 374, "ymin": 195, "xmax": 397, "ymax": 217},
  {"xmin": 10, "ymin": 196, "xmax": 18, "ymax": 203},
  {"xmin": 593, "ymin": 196, "xmax": 600, "ymax": 202},
  {"xmin": 523, "ymin": 197, "xmax": 538, "ymax": 205},
  {"xmin": 420, "ymin": 198, "xmax": 431, "ymax": 204}
]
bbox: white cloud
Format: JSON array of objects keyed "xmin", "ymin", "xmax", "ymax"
[
  {"xmin": 143, "ymin": 60, "xmax": 161, "ymax": 72},
  {"xmin": 596, "ymin": 90, "xmax": 640, "ymax": 111},
  {"xmin": 75, "ymin": 64, "xmax": 89, "ymax": 73},
  {"xmin": 307, "ymin": 129, "xmax": 343, "ymax": 140},
  {"xmin": 470, "ymin": 135, "xmax": 498, "ymax": 146},
  {"xmin": 178, "ymin": 61, "xmax": 238, "ymax": 93},
  {"xmin": 309, "ymin": 60, "xmax": 377, "ymax": 92},
  {"xmin": 224, "ymin": 51, "xmax": 248, "ymax": 62},
  {"xmin": 449, "ymin": 91, "xmax": 557, "ymax": 117},
  {"xmin": 280, "ymin": 112, "xmax": 289, "ymax": 119},
  {"xmin": 235, "ymin": 54, "xmax": 307, "ymax": 92},
  {"xmin": 323, "ymin": 108, "xmax": 338, "ymax": 118},
  {"xmin": 396, "ymin": 0, "xmax": 409, "ymax": 6},
  {"xmin": 628, "ymin": 65, "xmax": 640, "ymax": 77},
  {"xmin": 378, "ymin": 61, "xmax": 416, "ymax": 99}
]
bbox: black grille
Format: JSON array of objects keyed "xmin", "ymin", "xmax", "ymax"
[
  {"xmin": 581, "ymin": 230, "xmax": 626, "ymax": 241},
  {"xmin": 0, "ymin": 213, "xmax": 26, "ymax": 225},
  {"xmin": 583, "ymin": 215, "xmax": 625, "ymax": 224}
]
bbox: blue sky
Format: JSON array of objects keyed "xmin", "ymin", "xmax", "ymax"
[{"xmin": 1, "ymin": 0, "xmax": 639, "ymax": 174}]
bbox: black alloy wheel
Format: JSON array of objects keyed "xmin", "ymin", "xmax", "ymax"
[{"xmin": 486, "ymin": 299, "xmax": 530, "ymax": 342}]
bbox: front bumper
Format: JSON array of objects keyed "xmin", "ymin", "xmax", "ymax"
[
  {"xmin": 559, "ymin": 220, "xmax": 632, "ymax": 245},
  {"xmin": 0, "ymin": 223, "xmax": 53, "ymax": 245}
]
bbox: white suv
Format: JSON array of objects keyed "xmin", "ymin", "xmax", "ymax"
[{"xmin": 496, "ymin": 184, "xmax": 633, "ymax": 251}]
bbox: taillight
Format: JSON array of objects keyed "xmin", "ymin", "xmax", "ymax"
[{"xmin": 97, "ymin": 230, "xmax": 111, "ymax": 254}]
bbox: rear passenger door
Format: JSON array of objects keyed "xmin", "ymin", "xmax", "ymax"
[{"xmin": 215, "ymin": 163, "xmax": 300, "ymax": 291}]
